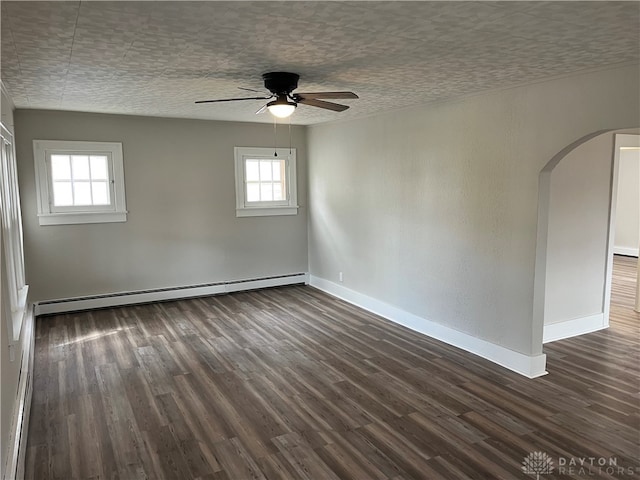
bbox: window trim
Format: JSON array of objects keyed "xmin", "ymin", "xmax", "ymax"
[
  {"xmin": 234, "ymin": 147, "xmax": 298, "ymax": 217},
  {"xmin": 1, "ymin": 122, "xmax": 29, "ymax": 346},
  {"xmin": 33, "ymin": 140, "xmax": 127, "ymax": 225}
]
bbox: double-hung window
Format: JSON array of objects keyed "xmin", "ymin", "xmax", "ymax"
[
  {"xmin": 1, "ymin": 122, "xmax": 28, "ymax": 346},
  {"xmin": 234, "ymin": 147, "xmax": 298, "ymax": 217},
  {"xmin": 33, "ymin": 140, "xmax": 127, "ymax": 225}
]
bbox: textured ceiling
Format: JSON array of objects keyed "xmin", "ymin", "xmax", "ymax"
[{"xmin": 1, "ymin": 1, "xmax": 639, "ymax": 125}]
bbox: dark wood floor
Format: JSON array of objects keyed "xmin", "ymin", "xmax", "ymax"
[{"xmin": 26, "ymin": 256, "xmax": 640, "ymax": 479}]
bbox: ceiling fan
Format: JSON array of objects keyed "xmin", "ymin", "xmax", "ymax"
[{"xmin": 195, "ymin": 72, "xmax": 358, "ymax": 118}]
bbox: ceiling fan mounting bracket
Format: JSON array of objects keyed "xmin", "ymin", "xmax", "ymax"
[{"xmin": 262, "ymin": 72, "xmax": 300, "ymax": 95}]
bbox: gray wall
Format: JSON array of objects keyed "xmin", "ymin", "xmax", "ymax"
[
  {"xmin": 307, "ymin": 64, "xmax": 639, "ymax": 357},
  {"xmin": 614, "ymin": 147, "xmax": 640, "ymax": 254},
  {"xmin": 544, "ymin": 129, "xmax": 639, "ymax": 326},
  {"xmin": 14, "ymin": 110, "xmax": 308, "ymax": 301}
]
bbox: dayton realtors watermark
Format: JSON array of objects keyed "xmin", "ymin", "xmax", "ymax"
[
  {"xmin": 522, "ymin": 452, "xmax": 638, "ymax": 478},
  {"xmin": 557, "ymin": 457, "xmax": 636, "ymax": 477}
]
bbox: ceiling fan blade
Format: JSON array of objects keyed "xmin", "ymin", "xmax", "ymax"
[
  {"xmin": 256, "ymin": 104, "xmax": 268, "ymax": 114},
  {"xmin": 297, "ymin": 98, "xmax": 350, "ymax": 112},
  {"xmin": 238, "ymin": 86, "xmax": 265, "ymax": 93},
  {"xmin": 296, "ymin": 92, "xmax": 359, "ymax": 99},
  {"xmin": 195, "ymin": 96, "xmax": 272, "ymax": 104}
]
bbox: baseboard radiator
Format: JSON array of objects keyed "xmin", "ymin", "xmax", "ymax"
[
  {"xmin": 34, "ymin": 272, "xmax": 309, "ymax": 316},
  {"xmin": 3, "ymin": 306, "xmax": 34, "ymax": 480}
]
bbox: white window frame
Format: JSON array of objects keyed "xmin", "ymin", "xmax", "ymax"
[
  {"xmin": 33, "ymin": 140, "xmax": 127, "ymax": 225},
  {"xmin": 1, "ymin": 122, "xmax": 28, "ymax": 345},
  {"xmin": 234, "ymin": 147, "xmax": 298, "ymax": 217}
]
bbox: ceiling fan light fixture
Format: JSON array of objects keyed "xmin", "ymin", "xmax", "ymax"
[{"xmin": 267, "ymin": 98, "xmax": 296, "ymax": 118}]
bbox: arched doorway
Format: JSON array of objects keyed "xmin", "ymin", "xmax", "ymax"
[{"xmin": 533, "ymin": 129, "xmax": 639, "ymax": 348}]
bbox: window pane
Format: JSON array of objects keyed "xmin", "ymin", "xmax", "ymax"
[
  {"xmin": 272, "ymin": 161, "xmax": 281, "ymax": 181},
  {"xmin": 51, "ymin": 155, "xmax": 71, "ymax": 180},
  {"xmin": 73, "ymin": 182, "xmax": 92, "ymax": 205},
  {"xmin": 91, "ymin": 181, "xmax": 110, "ymax": 205},
  {"xmin": 246, "ymin": 183, "xmax": 260, "ymax": 202},
  {"xmin": 72, "ymin": 155, "xmax": 90, "ymax": 180},
  {"xmin": 273, "ymin": 183, "xmax": 283, "ymax": 201},
  {"xmin": 90, "ymin": 156, "xmax": 108, "ymax": 180},
  {"xmin": 259, "ymin": 160, "xmax": 272, "ymax": 181},
  {"xmin": 260, "ymin": 183, "xmax": 273, "ymax": 201},
  {"xmin": 53, "ymin": 181, "xmax": 73, "ymax": 206},
  {"xmin": 245, "ymin": 160, "xmax": 259, "ymax": 182}
]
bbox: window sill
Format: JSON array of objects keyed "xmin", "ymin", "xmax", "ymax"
[
  {"xmin": 236, "ymin": 206, "xmax": 298, "ymax": 217},
  {"xmin": 38, "ymin": 211, "xmax": 127, "ymax": 226}
]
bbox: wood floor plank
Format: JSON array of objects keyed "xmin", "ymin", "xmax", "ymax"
[
  {"xmin": 271, "ymin": 432, "xmax": 341, "ymax": 480},
  {"xmin": 95, "ymin": 362, "xmax": 153, "ymax": 479},
  {"xmin": 212, "ymin": 437, "xmax": 267, "ymax": 480},
  {"xmin": 25, "ymin": 255, "xmax": 640, "ymax": 479}
]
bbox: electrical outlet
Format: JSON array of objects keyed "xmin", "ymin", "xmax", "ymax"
[{"xmin": 339, "ymin": 272, "xmax": 343, "ymax": 282}]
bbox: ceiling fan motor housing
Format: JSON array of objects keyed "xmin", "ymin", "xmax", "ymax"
[{"xmin": 262, "ymin": 72, "xmax": 300, "ymax": 95}]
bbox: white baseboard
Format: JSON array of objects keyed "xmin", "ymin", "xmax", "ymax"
[
  {"xmin": 309, "ymin": 276, "xmax": 547, "ymax": 379},
  {"xmin": 3, "ymin": 305, "xmax": 35, "ymax": 480},
  {"xmin": 613, "ymin": 246, "xmax": 639, "ymax": 257},
  {"xmin": 543, "ymin": 313, "xmax": 606, "ymax": 343},
  {"xmin": 34, "ymin": 273, "xmax": 309, "ymax": 316}
]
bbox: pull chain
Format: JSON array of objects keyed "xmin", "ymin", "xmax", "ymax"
[
  {"xmin": 273, "ymin": 116, "xmax": 278, "ymax": 157},
  {"xmin": 288, "ymin": 116, "xmax": 292, "ymax": 154}
]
